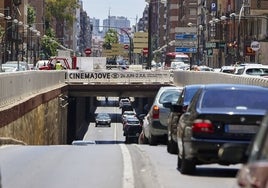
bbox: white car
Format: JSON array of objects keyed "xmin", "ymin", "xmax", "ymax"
[
  {"xmin": 142, "ymin": 86, "xmax": 183, "ymax": 145},
  {"xmin": 235, "ymin": 64, "xmax": 268, "ymax": 76},
  {"xmin": 121, "ymin": 110, "xmax": 136, "ymax": 123},
  {"xmin": 119, "ymin": 98, "xmax": 131, "ymax": 108}
]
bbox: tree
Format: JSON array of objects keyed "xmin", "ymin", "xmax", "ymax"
[
  {"xmin": 41, "ymin": 0, "xmax": 79, "ymax": 58},
  {"xmin": 103, "ymin": 29, "xmax": 119, "ymax": 49},
  {"xmin": 45, "ymin": 0, "xmax": 80, "ymax": 28},
  {"xmin": 40, "ymin": 28, "xmax": 59, "ymax": 58},
  {"xmin": 27, "ymin": 5, "xmax": 36, "ymax": 27}
]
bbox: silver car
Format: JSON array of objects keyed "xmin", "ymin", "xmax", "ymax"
[{"xmin": 142, "ymin": 86, "xmax": 183, "ymax": 145}]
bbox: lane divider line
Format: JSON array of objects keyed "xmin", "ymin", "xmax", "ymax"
[{"xmin": 120, "ymin": 144, "xmax": 134, "ymax": 188}]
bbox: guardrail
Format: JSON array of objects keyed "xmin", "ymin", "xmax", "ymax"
[
  {"xmin": 0, "ymin": 71, "xmax": 66, "ymax": 108},
  {"xmin": 173, "ymin": 70, "xmax": 268, "ymax": 87},
  {"xmin": 2, "ymin": 69, "xmax": 268, "ymax": 108}
]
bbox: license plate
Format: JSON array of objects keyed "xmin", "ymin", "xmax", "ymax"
[{"xmin": 225, "ymin": 124, "xmax": 259, "ymax": 134}]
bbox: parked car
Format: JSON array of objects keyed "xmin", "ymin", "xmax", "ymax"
[
  {"xmin": 220, "ymin": 113, "xmax": 268, "ymax": 188},
  {"xmin": 5, "ymin": 61, "xmax": 30, "ymax": 71},
  {"xmin": 176, "ymin": 84, "xmax": 268, "ymax": 174},
  {"xmin": 142, "ymin": 86, "xmax": 183, "ymax": 145},
  {"xmin": 123, "ymin": 117, "xmax": 142, "ymax": 144},
  {"xmin": 2, "ymin": 62, "xmax": 25, "ymax": 72},
  {"xmin": 95, "ymin": 113, "xmax": 111, "ymax": 127},
  {"xmin": 164, "ymin": 84, "xmax": 204, "ymax": 154}
]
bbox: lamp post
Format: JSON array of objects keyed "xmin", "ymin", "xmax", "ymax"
[
  {"xmin": 0, "ymin": 18, "xmax": 20, "ymax": 71},
  {"xmin": 120, "ymin": 28, "xmax": 133, "ymax": 64}
]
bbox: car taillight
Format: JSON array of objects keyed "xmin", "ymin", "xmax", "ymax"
[
  {"xmin": 152, "ymin": 105, "xmax": 159, "ymax": 119},
  {"xmin": 192, "ymin": 119, "xmax": 214, "ymax": 133}
]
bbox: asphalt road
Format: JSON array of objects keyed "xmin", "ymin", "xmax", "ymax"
[{"xmin": 0, "ymin": 97, "xmax": 241, "ymax": 188}]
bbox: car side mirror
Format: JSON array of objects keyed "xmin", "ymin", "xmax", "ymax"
[
  {"xmin": 171, "ymin": 104, "xmax": 183, "ymax": 113},
  {"xmin": 163, "ymin": 102, "xmax": 172, "ymax": 108}
]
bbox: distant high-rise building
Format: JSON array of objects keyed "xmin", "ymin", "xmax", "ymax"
[
  {"xmin": 90, "ymin": 18, "xmax": 101, "ymax": 36},
  {"xmin": 103, "ymin": 16, "xmax": 130, "ymax": 35}
]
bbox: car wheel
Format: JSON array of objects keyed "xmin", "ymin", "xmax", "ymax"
[
  {"xmin": 167, "ymin": 139, "xmax": 178, "ymax": 154},
  {"xmin": 148, "ymin": 134, "xmax": 157, "ymax": 146},
  {"xmin": 143, "ymin": 133, "xmax": 149, "ymax": 144},
  {"xmin": 178, "ymin": 145, "xmax": 195, "ymax": 174},
  {"xmin": 125, "ymin": 136, "xmax": 129, "ymax": 144},
  {"xmin": 95, "ymin": 123, "xmax": 98, "ymax": 127}
]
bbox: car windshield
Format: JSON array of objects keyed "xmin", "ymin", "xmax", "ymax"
[
  {"xmin": 97, "ymin": 113, "xmax": 109, "ymax": 118},
  {"xmin": 201, "ymin": 89, "xmax": 268, "ymax": 109},
  {"xmin": 127, "ymin": 119, "xmax": 140, "ymax": 124},
  {"xmin": 159, "ymin": 90, "xmax": 181, "ymax": 104}
]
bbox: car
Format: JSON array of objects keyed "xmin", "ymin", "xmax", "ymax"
[
  {"xmin": 219, "ymin": 66, "xmax": 236, "ymax": 74},
  {"xmin": 164, "ymin": 84, "xmax": 204, "ymax": 154},
  {"xmin": 123, "ymin": 117, "xmax": 142, "ymax": 143},
  {"xmin": 95, "ymin": 113, "xmax": 111, "ymax": 127},
  {"xmin": 2, "ymin": 63, "xmax": 25, "ymax": 72},
  {"xmin": 122, "ymin": 110, "xmax": 136, "ymax": 123},
  {"xmin": 235, "ymin": 64, "xmax": 268, "ymax": 76},
  {"xmin": 121, "ymin": 103, "xmax": 134, "ymax": 115},
  {"xmin": 142, "ymin": 86, "xmax": 183, "ymax": 145},
  {"xmin": 219, "ymin": 113, "xmax": 268, "ymax": 188},
  {"xmin": 4, "ymin": 61, "xmax": 30, "ymax": 71},
  {"xmin": 35, "ymin": 60, "xmax": 50, "ymax": 70},
  {"xmin": 119, "ymin": 98, "xmax": 131, "ymax": 108},
  {"xmin": 176, "ymin": 84, "xmax": 268, "ymax": 175}
]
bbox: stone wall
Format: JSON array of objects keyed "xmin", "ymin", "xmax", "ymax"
[{"xmin": 0, "ymin": 86, "xmax": 68, "ymax": 145}]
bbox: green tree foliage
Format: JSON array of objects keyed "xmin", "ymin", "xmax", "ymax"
[
  {"xmin": 103, "ymin": 29, "xmax": 119, "ymax": 49},
  {"xmin": 41, "ymin": 0, "xmax": 79, "ymax": 58},
  {"xmin": 45, "ymin": 0, "xmax": 80, "ymax": 27},
  {"xmin": 27, "ymin": 5, "xmax": 36, "ymax": 26},
  {"xmin": 40, "ymin": 28, "xmax": 59, "ymax": 58}
]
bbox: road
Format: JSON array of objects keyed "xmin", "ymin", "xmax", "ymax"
[{"xmin": 0, "ymin": 97, "xmax": 240, "ymax": 188}]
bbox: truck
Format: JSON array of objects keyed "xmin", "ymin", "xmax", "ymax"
[{"xmin": 38, "ymin": 56, "xmax": 107, "ymax": 71}]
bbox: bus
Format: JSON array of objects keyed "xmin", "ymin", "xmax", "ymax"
[{"xmin": 164, "ymin": 52, "xmax": 190, "ymax": 69}]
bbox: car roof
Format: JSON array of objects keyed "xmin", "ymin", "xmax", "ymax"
[
  {"xmin": 202, "ymin": 84, "xmax": 268, "ymax": 90},
  {"xmin": 184, "ymin": 84, "xmax": 204, "ymax": 89}
]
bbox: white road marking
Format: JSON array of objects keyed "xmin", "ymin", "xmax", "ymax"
[{"xmin": 120, "ymin": 144, "xmax": 134, "ymax": 188}]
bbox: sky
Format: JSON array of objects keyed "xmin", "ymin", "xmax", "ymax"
[{"xmin": 82, "ymin": 0, "xmax": 148, "ymax": 26}]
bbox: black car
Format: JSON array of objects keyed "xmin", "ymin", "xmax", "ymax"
[
  {"xmin": 164, "ymin": 84, "xmax": 204, "ymax": 154},
  {"xmin": 176, "ymin": 84, "xmax": 268, "ymax": 174},
  {"xmin": 123, "ymin": 117, "xmax": 142, "ymax": 144},
  {"xmin": 95, "ymin": 113, "xmax": 111, "ymax": 127}
]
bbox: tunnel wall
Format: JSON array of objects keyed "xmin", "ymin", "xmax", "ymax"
[{"xmin": 0, "ymin": 86, "xmax": 69, "ymax": 145}]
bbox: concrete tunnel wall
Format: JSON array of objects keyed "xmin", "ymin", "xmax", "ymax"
[
  {"xmin": 0, "ymin": 86, "xmax": 69, "ymax": 145},
  {"xmin": 0, "ymin": 86, "xmax": 154, "ymax": 145}
]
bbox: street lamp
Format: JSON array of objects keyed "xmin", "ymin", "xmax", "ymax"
[
  {"xmin": 187, "ymin": 22, "xmax": 203, "ymax": 65},
  {"xmin": 0, "ymin": 18, "xmax": 21, "ymax": 71}
]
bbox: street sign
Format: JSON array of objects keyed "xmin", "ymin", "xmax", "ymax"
[
  {"xmin": 175, "ymin": 47, "xmax": 197, "ymax": 53},
  {"xmin": 84, "ymin": 48, "xmax": 92, "ymax": 55},
  {"xmin": 175, "ymin": 34, "xmax": 197, "ymax": 40},
  {"xmin": 251, "ymin": 41, "xmax": 260, "ymax": 51}
]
